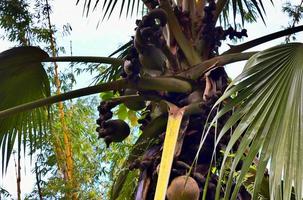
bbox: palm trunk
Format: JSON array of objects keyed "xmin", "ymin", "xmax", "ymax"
[{"xmin": 109, "ymin": 1, "xmax": 251, "ymax": 199}]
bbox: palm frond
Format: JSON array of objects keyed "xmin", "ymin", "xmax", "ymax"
[
  {"xmin": 72, "ymin": 41, "xmax": 131, "ymax": 84},
  {"xmin": 76, "ymin": 0, "xmax": 144, "ymax": 19},
  {"xmin": 0, "ymin": 46, "xmax": 50, "ymax": 173},
  {"xmin": 201, "ymin": 43, "xmax": 303, "ymax": 200},
  {"xmin": 220, "ymin": 0, "xmax": 273, "ymax": 26},
  {"xmin": 94, "ymin": 40, "xmax": 132, "ymax": 84}
]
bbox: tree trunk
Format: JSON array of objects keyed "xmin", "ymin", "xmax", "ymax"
[
  {"xmin": 35, "ymin": 162, "xmax": 43, "ymax": 200},
  {"xmin": 103, "ymin": 1, "xmax": 252, "ymax": 199},
  {"xmin": 44, "ymin": 1, "xmax": 78, "ymax": 199},
  {"xmin": 13, "ymin": 151, "xmax": 21, "ymax": 200}
]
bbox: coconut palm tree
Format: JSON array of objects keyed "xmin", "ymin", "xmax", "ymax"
[{"xmin": 1, "ymin": 0, "xmax": 303, "ymax": 199}]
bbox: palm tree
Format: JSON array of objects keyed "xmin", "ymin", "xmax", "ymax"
[{"xmin": 1, "ymin": 0, "xmax": 303, "ymax": 199}]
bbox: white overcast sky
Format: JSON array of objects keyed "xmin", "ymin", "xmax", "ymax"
[{"xmin": 0, "ymin": 0, "xmax": 303, "ymax": 199}]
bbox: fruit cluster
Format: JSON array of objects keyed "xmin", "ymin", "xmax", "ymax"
[
  {"xmin": 121, "ymin": 9, "xmax": 168, "ymax": 79},
  {"xmin": 96, "ymin": 101, "xmax": 130, "ymax": 147},
  {"xmin": 200, "ymin": 0, "xmax": 248, "ymax": 56},
  {"xmin": 224, "ymin": 26, "xmax": 248, "ymax": 39},
  {"xmin": 135, "ymin": 8, "xmax": 167, "ymax": 48}
]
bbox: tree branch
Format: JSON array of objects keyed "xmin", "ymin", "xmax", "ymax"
[
  {"xmin": 223, "ymin": 25, "xmax": 303, "ymax": 54},
  {"xmin": 178, "ymin": 51, "xmax": 258, "ymax": 79},
  {"xmin": 43, "ymin": 56, "xmax": 123, "ymax": 65},
  {"xmin": 0, "ymin": 77, "xmax": 192, "ymax": 119}
]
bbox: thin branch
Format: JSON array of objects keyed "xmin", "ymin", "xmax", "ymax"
[
  {"xmin": 178, "ymin": 51, "xmax": 258, "ymax": 79},
  {"xmin": 0, "ymin": 77, "xmax": 192, "ymax": 119},
  {"xmin": 223, "ymin": 25, "xmax": 303, "ymax": 54},
  {"xmin": 43, "ymin": 56, "xmax": 124, "ymax": 65}
]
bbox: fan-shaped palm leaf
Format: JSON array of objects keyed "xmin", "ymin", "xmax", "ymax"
[
  {"xmin": 201, "ymin": 43, "xmax": 303, "ymax": 200},
  {"xmin": 0, "ymin": 46, "xmax": 50, "ymax": 172}
]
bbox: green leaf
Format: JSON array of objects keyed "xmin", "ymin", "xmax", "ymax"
[
  {"xmin": 100, "ymin": 91, "xmax": 115, "ymax": 100},
  {"xmin": 0, "ymin": 46, "xmax": 50, "ymax": 173},
  {"xmin": 77, "ymin": 0, "xmax": 144, "ymax": 20},
  {"xmin": 116, "ymin": 105, "xmax": 128, "ymax": 120},
  {"xmin": 220, "ymin": 0, "xmax": 270, "ymax": 26},
  {"xmin": 202, "ymin": 43, "xmax": 303, "ymax": 200}
]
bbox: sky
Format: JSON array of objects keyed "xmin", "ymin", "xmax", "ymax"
[{"xmin": 0, "ymin": 0, "xmax": 303, "ymax": 199}]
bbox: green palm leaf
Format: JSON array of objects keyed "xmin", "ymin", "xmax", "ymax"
[
  {"xmin": 0, "ymin": 46, "xmax": 50, "ymax": 172},
  {"xmin": 219, "ymin": 0, "xmax": 273, "ymax": 26},
  {"xmin": 98, "ymin": 40, "xmax": 132, "ymax": 83},
  {"xmin": 77, "ymin": 0, "xmax": 272, "ymax": 27},
  {"xmin": 76, "ymin": 0, "xmax": 144, "ymax": 19},
  {"xmin": 202, "ymin": 43, "xmax": 303, "ymax": 200}
]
